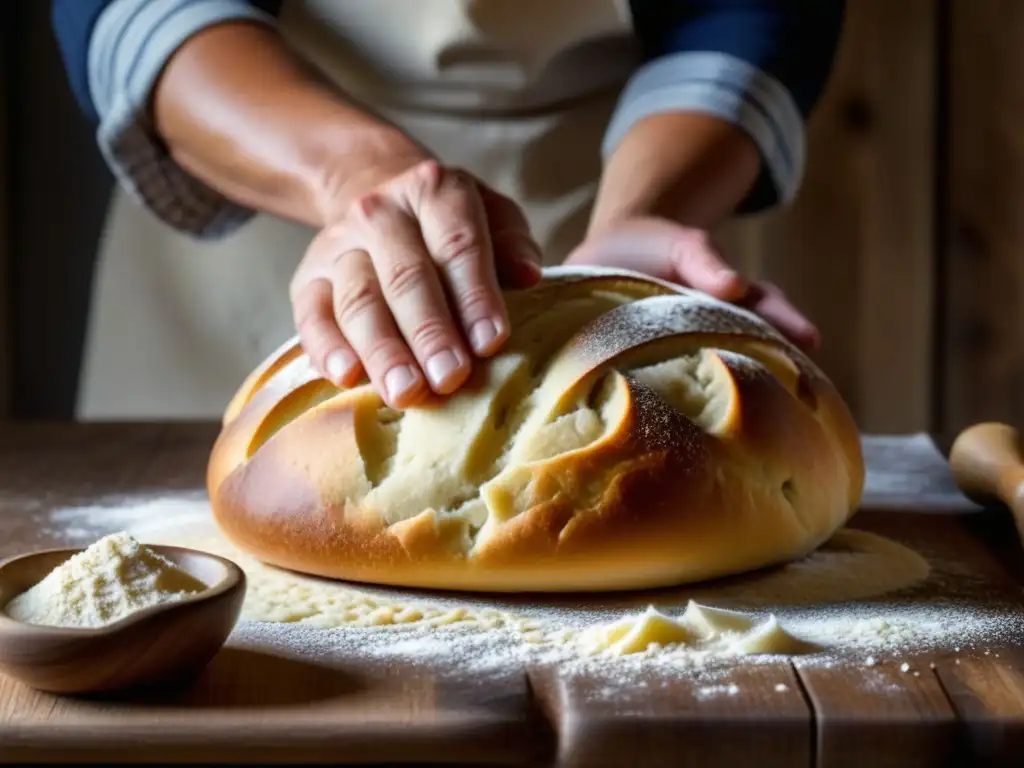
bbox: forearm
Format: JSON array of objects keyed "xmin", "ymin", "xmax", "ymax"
[
  {"xmin": 590, "ymin": 0, "xmax": 846, "ymax": 235},
  {"xmin": 152, "ymin": 20, "xmax": 428, "ymax": 229},
  {"xmin": 588, "ymin": 113, "xmax": 761, "ymax": 235}
]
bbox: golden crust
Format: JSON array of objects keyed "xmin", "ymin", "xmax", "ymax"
[{"xmin": 207, "ymin": 267, "xmax": 864, "ymax": 592}]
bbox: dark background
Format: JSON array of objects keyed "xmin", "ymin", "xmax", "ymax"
[{"xmin": 3, "ymin": 0, "xmax": 113, "ymax": 420}]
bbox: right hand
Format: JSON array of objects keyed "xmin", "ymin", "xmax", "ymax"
[
  {"xmin": 567, "ymin": 217, "xmax": 821, "ymax": 352},
  {"xmin": 290, "ymin": 158, "xmax": 543, "ymax": 408}
]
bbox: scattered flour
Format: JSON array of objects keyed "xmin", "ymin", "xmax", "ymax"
[
  {"xmin": 697, "ymin": 683, "xmax": 740, "ymax": 699},
  {"xmin": 42, "ymin": 493, "xmax": 210, "ymax": 542},
  {"xmin": 28, "ymin": 493, "xmax": 1024, "ymax": 689},
  {"xmin": 4, "ymin": 531, "xmax": 206, "ymax": 628}
]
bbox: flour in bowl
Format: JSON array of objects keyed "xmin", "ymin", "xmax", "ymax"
[{"xmin": 4, "ymin": 531, "xmax": 206, "ymax": 628}]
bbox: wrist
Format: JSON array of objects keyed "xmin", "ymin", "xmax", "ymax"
[
  {"xmin": 151, "ymin": 19, "xmax": 433, "ymax": 229},
  {"xmin": 306, "ymin": 125, "xmax": 432, "ymax": 227},
  {"xmin": 589, "ymin": 112, "xmax": 761, "ymax": 236}
]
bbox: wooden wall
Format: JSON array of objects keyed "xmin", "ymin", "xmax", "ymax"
[
  {"xmin": 941, "ymin": 0, "xmax": 1024, "ymax": 436},
  {"xmin": 720, "ymin": 0, "xmax": 1024, "ymax": 438},
  {"xmin": 717, "ymin": 0, "xmax": 937, "ymax": 435}
]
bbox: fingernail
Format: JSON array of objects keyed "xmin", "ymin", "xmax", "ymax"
[
  {"xmin": 384, "ymin": 365, "xmax": 419, "ymax": 401},
  {"xmin": 715, "ymin": 269, "xmax": 746, "ymax": 296},
  {"xmin": 425, "ymin": 348, "xmax": 462, "ymax": 389},
  {"xmin": 520, "ymin": 241, "xmax": 543, "ymax": 266},
  {"xmin": 470, "ymin": 319, "xmax": 499, "ymax": 354},
  {"xmin": 717, "ymin": 267, "xmax": 740, "ymax": 283},
  {"xmin": 520, "ymin": 258, "xmax": 543, "ymax": 280},
  {"xmin": 325, "ymin": 349, "xmax": 356, "ymax": 383}
]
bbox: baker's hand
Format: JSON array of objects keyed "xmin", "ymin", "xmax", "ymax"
[
  {"xmin": 565, "ymin": 216, "xmax": 820, "ymax": 352},
  {"xmin": 290, "ymin": 158, "xmax": 543, "ymax": 408}
]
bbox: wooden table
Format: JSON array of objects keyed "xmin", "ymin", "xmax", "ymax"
[{"xmin": 1, "ymin": 423, "xmax": 1024, "ymax": 766}]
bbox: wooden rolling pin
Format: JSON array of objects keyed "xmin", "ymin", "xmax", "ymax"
[{"xmin": 949, "ymin": 422, "xmax": 1024, "ymax": 544}]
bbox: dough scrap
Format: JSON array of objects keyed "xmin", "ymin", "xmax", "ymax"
[
  {"xmin": 682, "ymin": 600, "xmax": 756, "ymax": 637},
  {"xmin": 729, "ymin": 615, "xmax": 821, "ymax": 655},
  {"xmin": 585, "ymin": 606, "xmax": 701, "ymax": 656},
  {"xmin": 581, "ymin": 601, "xmax": 816, "ymax": 657}
]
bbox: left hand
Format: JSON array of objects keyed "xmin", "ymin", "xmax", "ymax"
[{"xmin": 564, "ymin": 216, "xmax": 820, "ymax": 352}]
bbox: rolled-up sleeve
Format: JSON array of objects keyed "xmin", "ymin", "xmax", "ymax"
[
  {"xmin": 52, "ymin": 0, "xmax": 279, "ymax": 239},
  {"xmin": 607, "ymin": 0, "xmax": 845, "ymax": 212}
]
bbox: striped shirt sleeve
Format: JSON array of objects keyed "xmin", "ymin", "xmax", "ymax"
[
  {"xmin": 52, "ymin": 0, "xmax": 281, "ymax": 239},
  {"xmin": 611, "ymin": 0, "xmax": 845, "ymax": 212}
]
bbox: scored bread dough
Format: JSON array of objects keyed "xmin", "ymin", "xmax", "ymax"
[
  {"xmin": 580, "ymin": 601, "xmax": 820, "ymax": 657},
  {"xmin": 207, "ymin": 266, "xmax": 865, "ymax": 592}
]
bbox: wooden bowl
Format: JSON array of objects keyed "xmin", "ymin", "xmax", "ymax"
[{"xmin": 0, "ymin": 545, "xmax": 246, "ymax": 694}]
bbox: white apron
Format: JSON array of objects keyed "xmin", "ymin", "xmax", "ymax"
[{"xmin": 77, "ymin": 0, "xmax": 640, "ymax": 420}]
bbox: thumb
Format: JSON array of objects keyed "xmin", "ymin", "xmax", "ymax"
[{"xmin": 670, "ymin": 233, "xmax": 748, "ymax": 302}]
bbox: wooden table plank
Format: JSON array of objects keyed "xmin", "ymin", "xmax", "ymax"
[
  {"xmin": 0, "ymin": 424, "xmax": 548, "ymax": 765},
  {"xmin": 935, "ymin": 649, "xmax": 1024, "ymax": 765},
  {"xmin": 4, "ymin": 424, "xmax": 1024, "ymax": 765},
  {"xmin": 0, "ymin": 652, "xmax": 548, "ymax": 765},
  {"xmin": 0, "ymin": 422, "xmax": 217, "ymax": 485},
  {"xmin": 0, "ymin": 423, "xmax": 219, "ymax": 569},
  {"xmin": 797, "ymin": 511, "xmax": 1024, "ymax": 768},
  {"xmin": 530, "ymin": 662, "xmax": 811, "ymax": 768},
  {"xmin": 796, "ymin": 659, "xmax": 961, "ymax": 768}
]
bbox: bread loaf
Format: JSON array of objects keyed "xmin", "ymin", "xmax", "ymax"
[{"xmin": 207, "ymin": 267, "xmax": 864, "ymax": 592}]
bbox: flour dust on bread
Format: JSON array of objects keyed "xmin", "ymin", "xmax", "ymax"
[{"xmin": 207, "ymin": 267, "xmax": 864, "ymax": 592}]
